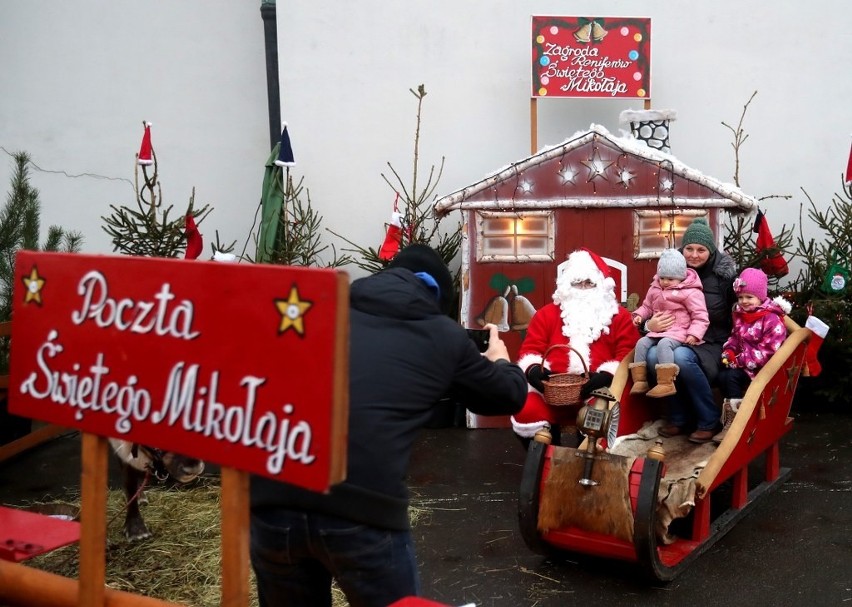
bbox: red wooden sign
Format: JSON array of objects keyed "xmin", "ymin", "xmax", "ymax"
[
  {"xmin": 8, "ymin": 251, "xmax": 349, "ymax": 492},
  {"xmin": 532, "ymin": 16, "xmax": 651, "ymax": 99}
]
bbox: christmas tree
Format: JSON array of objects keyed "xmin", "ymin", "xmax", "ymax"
[
  {"xmin": 101, "ymin": 122, "xmax": 214, "ymax": 259},
  {"xmin": 254, "ymin": 123, "xmax": 350, "ymax": 268},
  {"xmin": 330, "ymin": 84, "xmax": 462, "ymax": 281},
  {"xmin": 0, "ymin": 151, "xmax": 83, "ymax": 443}
]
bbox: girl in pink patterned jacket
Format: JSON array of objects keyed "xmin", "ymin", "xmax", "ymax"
[{"xmin": 713, "ymin": 267, "xmax": 790, "ymax": 443}]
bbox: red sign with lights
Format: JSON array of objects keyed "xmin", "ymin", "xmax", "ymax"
[
  {"xmin": 8, "ymin": 251, "xmax": 349, "ymax": 492},
  {"xmin": 532, "ymin": 16, "xmax": 652, "ymax": 99}
]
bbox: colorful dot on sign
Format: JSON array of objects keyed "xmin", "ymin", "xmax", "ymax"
[
  {"xmin": 634, "ymin": 33, "xmax": 643, "ymax": 42},
  {"xmin": 628, "ymin": 50, "xmax": 639, "ymax": 61},
  {"xmin": 633, "ymin": 72, "xmax": 642, "ymax": 81},
  {"xmin": 550, "ymin": 26, "xmax": 559, "ymax": 35},
  {"xmin": 537, "ymin": 35, "xmax": 544, "ymax": 44},
  {"xmin": 541, "ymin": 76, "xmax": 550, "ymax": 85},
  {"xmin": 539, "ymin": 88, "xmax": 548, "ymax": 96},
  {"xmin": 621, "ymin": 27, "xmax": 629, "ymax": 36},
  {"xmin": 540, "ymin": 56, "xmax": 550, "ymax": 66},
  {"xmin": 637, "ymin": 88, "xmax": 646, "ymax": 97}
]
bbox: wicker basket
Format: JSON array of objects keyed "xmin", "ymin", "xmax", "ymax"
[{"xmin": 540, "ymin": 344, "xmax": 588, "ymax": 407}]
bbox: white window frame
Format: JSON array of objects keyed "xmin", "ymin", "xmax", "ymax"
[
  {"xmin": 633, "ymin": 209, "xmax": 709, "ymax": 259},
  {"xmin": 475, "ymin": 210, "xmax": 555, "ymax": 262}
]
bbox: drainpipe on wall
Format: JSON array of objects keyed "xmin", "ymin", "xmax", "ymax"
[{"xmin": 260, "ymin": 0, "xmax": 281, "ymax": 150}]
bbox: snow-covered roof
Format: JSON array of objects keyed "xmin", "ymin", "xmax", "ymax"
[{"xmin": 433, "ymin": 123, "xmax": 757, "ymax": 216}]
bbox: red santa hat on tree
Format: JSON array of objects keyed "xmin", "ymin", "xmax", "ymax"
[
  {"xmin": 137, "ymin": 121, "xmax": 153, "ymax": 166},
  {"xmin": 184, "ymin": 213, "xmax": 203, "ymax": 260}
]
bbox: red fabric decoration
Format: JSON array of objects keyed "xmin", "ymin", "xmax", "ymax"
[
  {"xmin": 137, "ymin": 122, "xmax": 153, "ymax": 166},
  {"xmin": 184, "ymin": 214, "xmax": 203, "ymax": 260},
  {"xmin": 378, "ymin": 194, "xmax": 404, "ymax": 261},
  {"xmin": 803, "ymin": 316, "xmax": 829, "ymax": 377},
  {"xmin": 846, "ymin": 140, "xmax": 852, "ymax": 185},
  {"xmin": 753, "ymin": 210, "xmax": 789, "ymax": 277}
]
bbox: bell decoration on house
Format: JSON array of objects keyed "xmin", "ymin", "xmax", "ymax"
[
  {"xmin": 476, "ymin": 286, "xmax": 510, "ymax": 332},
  {"xmin": 509, "ymin": 285, "xmax": 536, "ymax": 331},
  {"xmin": 591, "ymin": 21, "xmax": 608, "ymax": 42}
]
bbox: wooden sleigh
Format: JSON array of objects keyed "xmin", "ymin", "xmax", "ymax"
[{"xmin": 518, "ymin": 317, "xmax": 822, "ymax": 581}]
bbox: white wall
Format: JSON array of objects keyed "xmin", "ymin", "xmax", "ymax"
[
  {"xmin": 276, "ymin": 1, "xmax": 852, "ymax": 279},
  {"xmin": 1, "ymin": 1, "xmax": 850, "ymax": 284},
  {"xmin": 0, "ymin": 2, "xmax": 269, "ymax": 258}
]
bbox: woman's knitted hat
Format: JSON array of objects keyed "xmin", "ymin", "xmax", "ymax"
[
  {"xmin": 734, "ymin": 267, "xmax": 768, "ymax": 301},
  {"xmin": 681, "ymin": 218, "xmax": 716, "ymax": 252},
  {"xmin": 657, "ymin": 249, "xmax": 687, "ymax": 280}
]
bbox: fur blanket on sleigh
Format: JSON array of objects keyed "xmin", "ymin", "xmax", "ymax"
[{"xmin": 609, "ymin": 420, "xmax": 717, "ymax": 544}]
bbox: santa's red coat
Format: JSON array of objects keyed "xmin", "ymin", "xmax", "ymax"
[{"xmin": 512, "ymin": 302, "xmax": 639, "ymax": 435}]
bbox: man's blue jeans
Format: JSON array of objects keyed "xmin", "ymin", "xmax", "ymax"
[
  {"xmin": 647, "ymin": 345, "xmax": 720, "ymax": 431},
  {"xmin": 250, "ymin": 509, "xmax": 420, "ymax": 607}
]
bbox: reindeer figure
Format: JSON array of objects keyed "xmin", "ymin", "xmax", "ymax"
[{"xmin": 109, "ymin": 438, "xmax": 205, "ymax": 541}]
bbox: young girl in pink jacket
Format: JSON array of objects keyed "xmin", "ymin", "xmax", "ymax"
[
  {"xmin": 629, "ymin": 249, "xmax": 710, "ymax": 398},
  {"xmin": 713, "ymin": 268, "xmax": 789, "ymax": 442}
]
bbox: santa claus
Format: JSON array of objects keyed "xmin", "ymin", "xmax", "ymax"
[{"xmin": 512, "ymin": 248, "xmax": 639, "ymax": 445}]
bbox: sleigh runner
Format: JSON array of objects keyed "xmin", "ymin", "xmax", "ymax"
[{"xmin": 519, "ymin": 316, "xmax": 825, "ymax": 580}]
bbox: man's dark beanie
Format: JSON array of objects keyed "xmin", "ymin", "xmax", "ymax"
[{"xmin": 388, "ymin": 244, "xmax": 454, "ymax": 314}]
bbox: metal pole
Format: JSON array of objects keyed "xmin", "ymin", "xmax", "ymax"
[{"xmin": 260, "ymin": 0, "xmax": 281, "ymax": 150}]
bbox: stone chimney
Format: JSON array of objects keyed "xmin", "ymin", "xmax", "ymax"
[{"xmin": 619, "ymin": 109, "xmax": 678, "ymax": 154}]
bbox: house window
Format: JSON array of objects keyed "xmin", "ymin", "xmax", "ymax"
[
  {"xmin": 634, "ymin": 210, "xmax": 709, "ymax": 259},
  {"xmin": 476, "ymin": 211, "xmax": 554, "ymax": 262}
]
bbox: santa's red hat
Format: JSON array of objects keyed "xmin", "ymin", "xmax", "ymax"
[
  {"xmin": 559, "ymin": 248, "xmax": 615, "ymax": 291},
  {"xmin": 137, "ymin": 121, "xmax": 153, "ymax": 166}
]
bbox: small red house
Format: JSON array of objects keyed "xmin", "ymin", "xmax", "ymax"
[{"xmin": 433, "ymin": 121, "xmax": 756, "ymax": 426}]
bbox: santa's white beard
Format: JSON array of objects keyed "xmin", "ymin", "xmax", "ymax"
[{"xmin": 553, "ymin": 283, "xmax": 618, "ymax": 345}]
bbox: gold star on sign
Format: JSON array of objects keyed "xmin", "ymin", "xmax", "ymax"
[
  {"xmin": 275, "ymin": 285, "xmax": 312, "ymax": 336},
  {"xmin": 22, "ymin": 266, "xmax": 46, "ymax": 305}
]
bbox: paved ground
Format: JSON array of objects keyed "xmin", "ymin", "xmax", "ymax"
[{"xmin": 1, "ymin": 401, "xmax": 851, "ymax": 606}]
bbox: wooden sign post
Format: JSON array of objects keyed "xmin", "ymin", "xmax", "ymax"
[
  {"xmin": 529, "ymin": 16, "xmax": 653, "ymax": 153},
  {"xmin": 7, "ymin": 251, "xmax": 350, "ymax": 606}
]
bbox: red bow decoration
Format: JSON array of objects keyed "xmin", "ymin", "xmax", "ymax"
[
  {"xmin": 753, "ymin": 209, "xmax": 788, "ymax": 277},
  {"xmin": 184, "ymin": 213, "xmax": 203, "ymax": 260}
]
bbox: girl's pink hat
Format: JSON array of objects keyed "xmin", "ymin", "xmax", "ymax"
[{"xmin": 734, "ymin": 268, "xmax": 768, "ymax": 300}]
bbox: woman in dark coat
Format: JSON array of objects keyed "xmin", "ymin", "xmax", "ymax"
[{"xmin": 644, "ymin": 218, "xmax": 737, "ymax": 443}]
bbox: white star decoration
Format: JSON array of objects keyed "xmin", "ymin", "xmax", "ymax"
[
  {"xmin": 618, "ymin": 169, "xmax": 635, "ymax": 187},
  {"xmin": 559, "ymin": 166, "xmax": 577, "ymax": 185},
  {"xmin": 520, "ymin": 180, "xmax": 533, "ymax": 193},
  {"xmin": 581, "ymin": 150, "xmax": 613, "ymax": 182},
  {"xmin": 660, "ymin": 177, "xmax": 674, "ymax": 192}
]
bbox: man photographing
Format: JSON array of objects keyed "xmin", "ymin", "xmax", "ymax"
[{"xmin": 250, "ymin": 244, "xmax": 527, "ymax": 607}]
